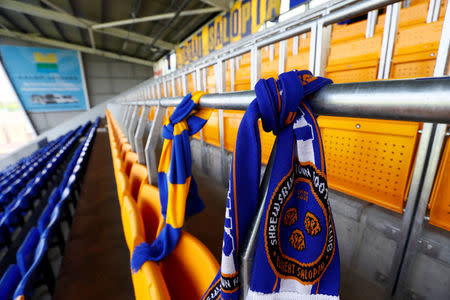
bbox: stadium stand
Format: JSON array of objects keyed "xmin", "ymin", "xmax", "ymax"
[{"xmin": 0, "ymin": 119, "xmax": 99, "ymax": 299}]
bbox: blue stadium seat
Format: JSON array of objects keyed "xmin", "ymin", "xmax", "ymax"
[
  {"xmin": 17, "ymin": 227, "xmax": 40, "ymax": 275},
  {"xmin": 0, "ymin": 264, "xmax": 21, "ymax": 299}
]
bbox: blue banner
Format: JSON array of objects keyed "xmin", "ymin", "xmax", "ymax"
[{"xmin": 0, "ymin": 45, "xmax": 89, "ymax": 112}]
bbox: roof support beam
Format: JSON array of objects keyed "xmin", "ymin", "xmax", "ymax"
[
  {"xmin": 201, "ymin": 0, "xmax": 233, "ymax": 10},
  {"xmin": 0, "ymin": 28, "xmax": 154, "ymax": 66},
  {"xmin": 92, "ymin": 7, "xmax": 223, "ymax": 30},
  {"xmin": 0, "ymin": 0, "xmax": 175, "ymax": 50}
]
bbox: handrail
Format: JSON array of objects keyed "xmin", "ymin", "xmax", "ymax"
[{"xmin": 124, "ymin": 77, "xmax": 450, "ymax": 123}]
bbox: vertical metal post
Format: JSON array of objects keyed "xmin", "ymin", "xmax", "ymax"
[
  {"xmin": 171, "ymin": 77, "xmax": 176, "ymax": 97},
  {"xmin": 427, "ymin": 0, "xmax": 442, "ymax": 23},
  {"xmin": 309, "ymin": 23, "xmax": 318, "ymax": 74},
  {"xmin": 386, "ymin": 123, "xmax": 435, "ymax": 296},
  {"xmin": 135, "ymin": 106, "xmax": 150, "ymax": 164},
  {"xmin": 434, "ymin": 0, "xmax": 450, "ymax": 76},
  {"xmin": 230, "ymin": 57, "xmax": 235, "ymax": 92},
  {"xmin": 196, "ymin": 68, "xmax": 202, "ymax": 91},
  {"xmin": 366, "ymin": 10, "xmax": 379, "ymax": 38},
  {"xmin": 163, "ymin": 80, "xmax": 168, "ymax": 99},
  {"xmin": 240, "ymin": 142, "xmax": 277, "ymax": 299},
  {"xmin": 202, "ymin": 68, "xmax": 207, "ymax": 91},
  {"xmin": 156, "ymin": 83, "xmax": 162, "ymax": 99},
  {"xmin": 250, "ymin": 45, "xmax": 261, "ymax": 87},
  {"xmin": 378, "ymin": 3, "xmax": 401, "ymax": 79},
  {"xmin": 182, "ymin": 73, "xmax": 188, "ymax": 95},
  {"xmin": 293, "ymin": 35, "xmax": 299, "ymax": 56},
  {"xmin": 216, "ymin": 60, "xmax": 228, "ymax": 185},
  {"xmin": 269, "ymin": 44, "xmax": 275, "ymax": 62},
  {"xmin": 121, "ymin": 105, "xmax": 130, "ymax": 128},
  {"xmin": 279, "ymin": 40, "xmax": 287, "ymax": 74},
  {"xmin": 392, "ymin": 123, "xmax": 447, "ymax": 300},
  {"xmin": 123, "ymin": 105, "xmax": 133, "ymax": 135},
  {"xmin": 128, "ymin": 105, "xmax": 140, "ymax": 151},
  {"xmin": 313, "ymin": 22, "xmax": 332, "ymax": 77},
  {"xmin": 144, "ymin": 104, "xmax": 166, "ymax": 185}
]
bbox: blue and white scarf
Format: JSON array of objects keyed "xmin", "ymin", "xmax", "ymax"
[{"xmin": 202, "ymin": 70, "xmax": 340, "ymax": 299}]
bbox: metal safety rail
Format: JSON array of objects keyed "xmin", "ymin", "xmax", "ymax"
[
  {"xmin": 111, "ymin": 0, "xmax": 450, "ymax": 298},
  {"xmin": 114, "ymin": 77, "xmax": 450, "ymax": 299}
]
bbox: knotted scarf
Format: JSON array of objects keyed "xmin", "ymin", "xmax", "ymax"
[
  {"xmin": 202, "ymin": 70, "xmax": 340, "ymax": 299},
  {"xmin": 131, "ymin": 91, "xmax": 212, "ymax": 272}
]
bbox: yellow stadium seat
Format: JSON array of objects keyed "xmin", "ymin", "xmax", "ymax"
[
  {"xmin": 116, "ymin": 171, "xmax": 129, "ymax": 207},
  {"xmin": 318, "ymin": 116, "xmax": 420, "ymax": 213},
  {"xmin": 121, "ymin": 193, "xmax": 171, "ymax": 300},
  {"xmin": 286, "ymin": 33, "xmax": 311, "ymax": 72},
  {"xmin": 429, "ymin": 136, "xmax": 450, "ymax": 231},
  {"xmin": 121, "ymin": 193, "xmax": 146, "ymax": 252},
  {"xmin": 132, "ymin": 261, "xmax": 171, "ymax": 300},
  {"xmin": 202, "ymin": 110, "xmax": 220, "ymax": 147},
  {"xmin": 261, "ymin": 43, "xmax": 280, "ymax": 80},
  {"xmin": 124, "ymin": 152, "xmax": 138, "ymax": 177},
  {"xmin": 235, "ymin": 52, "xmax": 251, "ymax": 91},
  {"xmin": 325, "ymin": 13, "xmax": 385, "ymax": 83},
  {"xmin": 390, "ymin": 0, "xmax": 447, "ymax": 79},
  {"xmin": 206, "ymin": 65, "xmax": 216, "ymax": 93},
  {"xmin": 121, "ymin": 143, "xmax": 132, "ymax": 161},
  {"xmin": 159, "ymin": 231, "xmax": 219, "ymax": 300},
  {"xmin": 129, "ymin": 163, "xmax": 149, "ymax": 200},
  {"xmin": 137, "ymin": 184, "xmax": 164, "ymax": 243}
]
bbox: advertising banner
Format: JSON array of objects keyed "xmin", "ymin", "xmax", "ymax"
[
  {"xmin": 176, "ymin": 0, "xmax": 281, "ymax": 68},
  {"xmin": 0, "ymin": 45, "xmax": 89, "ymax": 112}
]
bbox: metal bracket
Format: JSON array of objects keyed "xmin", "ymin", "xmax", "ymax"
[
  {"xmin": 250, "ymin": 45, "xmax": 261, "ymax": 87},
  {"xmin": 181, "ymin": 73, "xmax": 188, "ymax": 95},
  {"xmin": 121, "ymin": 105, "xmax": 130, "ymax": 128},
  {"xmin": 135, "ymin": 106, "xmax": 150, "ymax": 164},
  {"xmin": 392, "ymin": 123, "xmax": 448, "ymax": 299},
  {"xmin": 279, "ymin": 39, "xmax": 287, "ymax": 74},
  {"xmin": 293, "ymin": 35, "xmax": 299, "ymax": 56},
  {"xmin": 171, "ymin": 77, "xmax": 176, "ymax": 97},
  {"xmin": 312, "ymin": 21, "xmax": 332, "ymax": 77},
  {"xmin": 144, "ymin": 104, "xmax": 165, "ymax": 186},
  {"xmin": 366, "ymin": 9, "xmax": 379, "ymax": 38},
  {"xmin": 378, "ymin": 2, "xmax": 400, "ymax": 79},
  {"xmin": 434, "ymin": 0, "xmax": 450, "ymax": 76},
  {"xmin": 427, "ymin": 0, "xmax": 442, "ymax": 23},
  {"xmin": 128, "ymin": 105, "xmax": 140, "ymax": 151},
  {"xmin": 230, "ymin": 57, "xmax": 235, "ymax": 92}
]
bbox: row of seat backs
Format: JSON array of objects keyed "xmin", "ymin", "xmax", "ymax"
[
  {"xmin": 0, "ymin": 127, "xmax": 85, "ymax": 246},
  {"xmin": 0, "ymin": 119, "xmax": 99, "ymax": 300},
  {"xmin": 106, "ymin": 110, "xmax": 219, "ymax": 300}
]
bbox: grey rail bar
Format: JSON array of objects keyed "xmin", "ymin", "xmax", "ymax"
[{"xmin": 125, "ymin": 77, "xmax": 450, "ymax": 123}]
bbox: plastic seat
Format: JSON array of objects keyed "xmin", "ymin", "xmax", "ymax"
[
  {"xmin": 121, "ymin": 193, "xmax": 146, "ymax": 252},
  {"xmin": 115, "ymin": 171, "xmax": 129, "ymax": 207},
  {"xmin": 137, "ymin": 184, "xmax": 164, "ymax": 243},
  {"xmin": 13, "ymin": 234, "xmax": 49, "ymax": 300},
  {"xmin": 129, "ymin": 163, "xmax": 149, "ymax": 200},
  {"xmin": 121, "ymin": 143, "xmax": 132, "ymax": 161},
  {"xmin": 0, "ymin": 264, "xmax": 21, "ymax": 299},
  {"xmin": 159, "ymin": 231, "xmax": 219, "ymax": 300},
  {"xmin": 124, "ymin": 152, "xmax": 138, "ymax": 177},
  {"xmin": 17, "ymin": 227, "xmax": 40, "ymax": 275},
  {"xmin": 132, "ymin": 260, "xmax": 171, "ymax": 300},
  {"xmin": 121, "ymin": 193, "xmax": 171, "ymax": 300}
]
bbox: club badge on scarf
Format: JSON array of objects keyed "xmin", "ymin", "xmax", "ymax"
[
  {"xmin": 202, "ymin": 71, "xmax": 340, "ymax": 299},
  {"xmin": 131, "ymin": 91, "xmax": 212, "ymax": 272}
]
